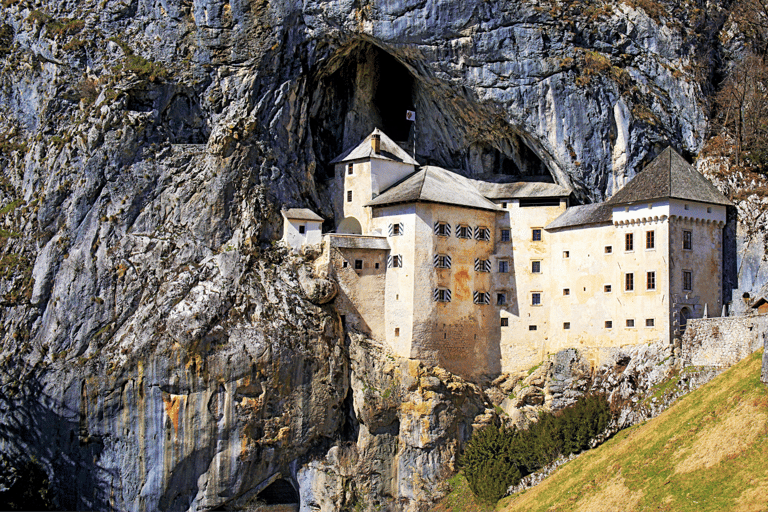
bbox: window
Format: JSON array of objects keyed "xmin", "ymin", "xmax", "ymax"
[
  {"xmin": 605, "ymin": 245, "xmax": 612, "ymax": 254},
  {"xmin": 342, "ymin": 261, "xmax": 348, "ymax": 268},
  {"xmin": 529, "ymin": 325, "xmax": 537, "ymax": 331},
  {"xmin": 626, "ymin": 319, "xmax": 635, "ymax": 327},
  {"xmin": 475, "ymin": 226, "xmax": 490, "ymax": 241},
  {"xmin": 500, "ymin": 318, "xmax": 509, "ymax": 327},
  {"xmin": 434, "ymin": 288, "xmax": 451, "ymax": 302},
  {"xmin": 683, "ymin": 230, "xmax": 692, "ymax": 250},
  {"xmin": 394, "ymin": 327, "xmax": 399, "ymax": 336},
  {"xmin": 707, "ymin": 206, "xmax": 712, "ymax": 213},
  {"xmin": 647, "ymin": 271, "xmax": 656, "ymax": 290},
  {"xmin": 531, "ymin": 261, "xmax": 541, "ymax": 273},
  {"xmin": 501, "ymin": 202, "xmax": 508, "ymax": 208},
  {"xmin": 434, "ymin": 222, "xmax": 451, "ymax": 237},
  {"xmin": 532, "ymin": 228, "xmax": 542, "ymax": 241},
  {"xmin": 646, "ymin": 230, "xmax": 655, "ymax": 249},
  {"xmin": 474, "ymin": 258, "xmax": 491, "ymax": 272},
  {"xmin": 457, "ymin": 225, "xmax": 472, "ymax": 239},
  {"xmin": 683, "ymin": 270, "xmax": 693, "ymax": 291},
  {"xmin": 388, "ymin": 255, "xmax": 403, "ymax": 268},
  {"xmin": 604, "ymin": 284, "xmax": 612, "ymax": 293},
  {"xmin": 473, "ymin": 291, "xmax": 491, "ymax": 305},
  {"xmin": 563, "ymin": 288, "xmax": 570, "ymax": 296},
  {"xmin": 354, "ymin": 259, "xmax": 363, "ymax": 270},
  {"xmin": 563, "ymin": 322, "xmax": 571, "ymax": 329},
  {"xmin": 500, "ymin": 229, "xmax": 510, "ymax": 242},
  {"xmin": 347, "ymin": 163, "xmax": 353, "ymax": 175},
  {"xmin": 497, "ymin": 293, "xmax": 506, "ymax": 306},
  {"xmin": 433, "ymin": 254, "xmax": 452, "ymax": 269},
  {"xmin": 375, "ymin": 262, "xmax": 380, "ymax": 269},
  {"xmin": 347, "ymin": 190, "xmax": 352, "ymax": 202},
  {"xmin": 389, "ymin": 223, "xmax": 403, "ymax": 236},
  {"xmin": 563, "ymin": 251, "xmax": 570, "ymax": 258},
  {"xmin": 531, "ymin": 292, "xmax": 542, "ymax": 306},
  {"xmin": 646, "ymin": 318, "xmax": 655, "ymax": 327},
  {"xmin": 605, "ymin": 320, "xmax": 613, "ymax": 328},
  {"xmin": 684, "ymin": 203, "xmax": 690, "ymax": 210},
  {"xmin": 625, "ymin": 233, "xmax": 634, "ymax": 251},
  {"xmin": 298, "ymin": 225, "xmax": 306, "ymax": 234},
  {"xmin": 498, "ymin": 260, "xmax": 509, "ymax": 273},
  {"xmin": 625, "ymin": 273, "xmax": 634, "ymax": 291}
]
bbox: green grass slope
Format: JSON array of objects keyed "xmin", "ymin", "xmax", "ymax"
[{"xmin": 499, "ymin": 350, "xmax": 768, "ymax": 512}]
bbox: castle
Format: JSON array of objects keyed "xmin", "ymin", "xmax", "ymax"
[{"xmin": 286, "ymin": 129, "xmax": 732, "ymax": 380}]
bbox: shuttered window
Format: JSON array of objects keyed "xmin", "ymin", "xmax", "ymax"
[
  {"xmin": 388, "ymin": 223, "xmax": 404, "ymax": 236},
  {"xmin": 433, "ymin": 288, "xmax": 452, "ymax": 302},
  {"xmin": 434, "ymin": 222, "xmax": 451, "ymax": 237},
  {"xmin": 474, "ymin": 226, "xmax": 490, "ymax": 241},
  {"xmin": 473, "ymin": 291, "xmax": 491, "ymax": 305},
  {"xmin": 474, "ymin": 258, "xmax": 491, "ymax": 272},
  {"xmin": 433, "ymin": 254, "xmax": 452, "ymax": 269}
]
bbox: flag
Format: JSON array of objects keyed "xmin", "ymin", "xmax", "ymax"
[{"xmin": 406, "ymin": 110, "xmax": 416, "ymax": 121}]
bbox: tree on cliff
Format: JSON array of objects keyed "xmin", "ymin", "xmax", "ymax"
[{"xmin": 713, "ymin": 52, "xmax": 768, "ymax": 170}]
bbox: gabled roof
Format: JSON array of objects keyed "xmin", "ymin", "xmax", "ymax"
[
  {"xmin": 545, "ymin": 203, "xmax": 613, "ymax": 230},
  {"xmin": 330, "ymin": 128, "xmax": 419, "ymax": 166},
  {"xmin": 281, "ymin": 208, "xmax": 323, "ymax": 221},
  {"xmin": 607, "ymin": 147, "xmax": 732, "ymax": 206},
  {"xmin": 366, "ymin": 166, "xmax": 502, "ymax": 212},
  {"xmin": 468, "ymin": 179, "xmax": 571, "ymax": 199}
]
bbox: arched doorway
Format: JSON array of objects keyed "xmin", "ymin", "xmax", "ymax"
[
  {"xmin": 338, "ymin": 216, "xmax": 362, "ymax": 234},
  {"xmin": 680, "ymin": 307, "xmax": 692, "ymax": 333}
]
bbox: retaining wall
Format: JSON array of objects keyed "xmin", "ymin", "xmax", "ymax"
[{"xmin": 681, "ymin": 314, "xmax": 768, "ymax": 368}]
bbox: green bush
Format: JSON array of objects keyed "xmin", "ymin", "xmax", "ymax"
[
  {"xmin": 460, "ymin": 423, "xmax": 521, "ymax": 503},
  {"xmin": 460, "ymin": 394, "xmax": 613, "ymax": 503}
]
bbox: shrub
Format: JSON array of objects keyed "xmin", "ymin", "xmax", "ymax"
[
  {"xmin": 460, "ymin": 423, "xmax": 522, "ymax": 502},
  {"xmin": 460, "ymin": 394, "xmax": 613, "ymax": 503}
]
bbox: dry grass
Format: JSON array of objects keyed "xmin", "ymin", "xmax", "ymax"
[
  {"xmin": 574, "ymin": 475, "xmax": 644, "ymax": 512},
  {"xmin": 674, "ymin": 401, "xmax": 767, "ymax": 473},
  {"xmin": 501, "ymin": 350, "xmax": 768, "ymax": 512}
]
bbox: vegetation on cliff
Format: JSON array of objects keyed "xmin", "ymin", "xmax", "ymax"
[
  {"xmin": 498, "ymin": 350, "xmax": 768, "ymax": 512},
  {"xmin": 459, "ymin": 394, "xmax": 612, "ymax": 503}
]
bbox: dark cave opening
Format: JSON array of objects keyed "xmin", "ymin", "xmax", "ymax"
[
  {"xmin": 308, "ymin": 40, "xmax": 558, "ymax": 186},
  {"xmin": 256, "ymin": 478, "xmax": 300, "ymax": 505},
  {"xmin": 309, "ymin": 42, "xmax": 417, "ymax": 180},
  {"xmin": 372, "ymin": 51, "xmax": 415, "ymax": 142}
]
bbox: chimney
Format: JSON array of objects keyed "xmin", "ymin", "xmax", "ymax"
[{"xmin": 371, "ymin": 132, "xmax": 381, "ymax": 154}]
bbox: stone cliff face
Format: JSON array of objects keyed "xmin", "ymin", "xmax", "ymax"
[{"xmin": 0, "ymin": 0, "xmax": 747, "ymax": 510}]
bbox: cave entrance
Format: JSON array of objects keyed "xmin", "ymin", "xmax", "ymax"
[
  {"xmin": 256, "ymin": 478, "xmax": 300, "ymax": 508},
  {"xmin": 309, "ymin": 41, "xmax": 417, "ymax": 179}
]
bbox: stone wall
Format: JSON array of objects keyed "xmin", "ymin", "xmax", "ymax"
[
  {"xmin": 762, "ymin": 335, "xmax": 768, "ymax": 384},
  {"xmin": 681, "ymin": 314, "xmax": 768, "ymax": 368}
]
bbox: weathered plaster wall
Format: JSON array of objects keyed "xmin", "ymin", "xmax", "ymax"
[
  {"xmin": 681, "ymin": 314, "xmax": 768, "ymax": 367},
  {"xmin": 327, "ymin": 245, "xmax": 388, "ymax": 340},
  {"xmin": 496, "ymin": 200, "xmax": 565, "ymax": 371},
  {"xmin": 334, "ymin": 159, "xmax": 415, "ymax": 234},
  {"xmin": 407, "ymin": 203, "xmax": 500, "ymax": 379},
  {"xmin": 669, "ymin": 213, "xmax": 725, "ymax": 334},
  {"xmin": 547, "ymin": 219, "xmax": 670, "ymax": 354},
  {"xmin": 372, "ymin": 204, "xmax": 418, "ymax": 358},
  {"xmin": 283, "ymin": 219, "xmax": 322, "ymax": 252}
]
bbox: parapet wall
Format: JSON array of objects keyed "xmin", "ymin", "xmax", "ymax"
[{"xmin": 681, "ymin": 315, "xmax": 768, "ymax": 367}]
